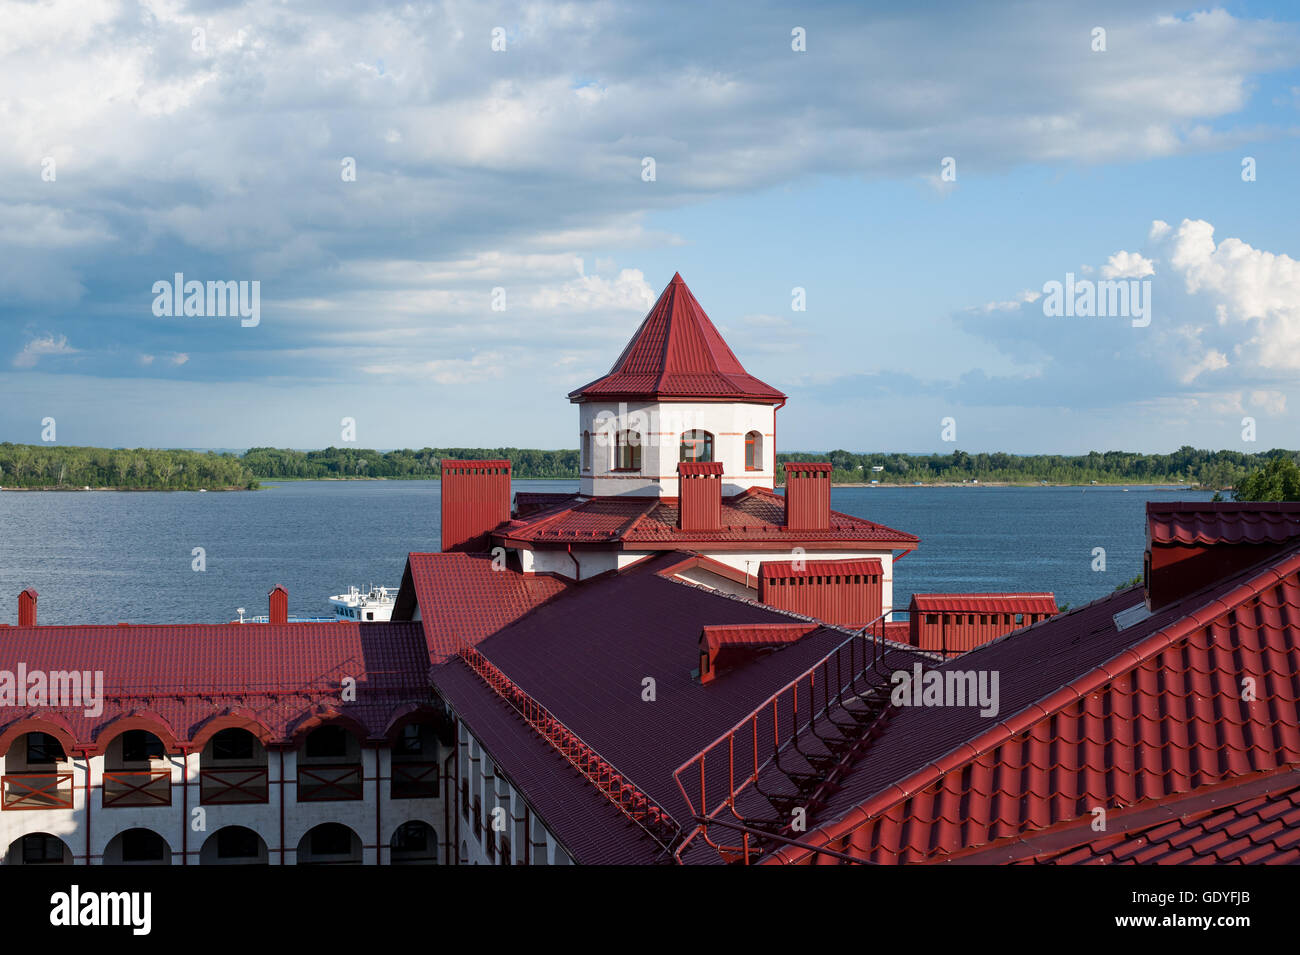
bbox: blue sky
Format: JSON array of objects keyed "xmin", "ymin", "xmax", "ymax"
[{"xmin": 3, "ymin": 0, "xmax": 1299, "ymax": 453}]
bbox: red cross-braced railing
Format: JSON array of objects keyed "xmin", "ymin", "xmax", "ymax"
[
  {"xmin": 459, "ymin": 646, "xmax": 681, "ymax": 855},
  {"xmin": 672, "ymin": 614, "xmax": 899, "ymax": 864},
  {"xmin": 2, "ymin": 772, "xmax": 75, "ymax": 810}
]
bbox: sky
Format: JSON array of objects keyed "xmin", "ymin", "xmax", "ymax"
[{"xmin": 2, "ymin": 0, "xmax": 1299, "ymax": 454}]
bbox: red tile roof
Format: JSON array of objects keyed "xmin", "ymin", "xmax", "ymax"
[
  {"xmin": 0, "ymin": 621, "xmax": 430, "ymax": 751},
  {"xmin": 396, "ymin": 552, "xmax": 569, "ymax": 663},
  {"xmin": 1018, "ymin": 775, "xmax": 1300, "ymax": 865},
  {"xmin": 765, "ymin": 543, "xmax": 1300, "ymax": 864},
  {"xmin": 498, "ymin": 487, "xmax": 917, "ymax": 549},
  {"xmin": 1147, "ymin": 501, "xmax": 1300, "ymax": 546},
  {"xmin": 567, "ymin": 273, "xmax": 785, "ymax": 403},
  {"xmin": 908, "ymin": 593, "xmax": 1058, "ymax": 614}
]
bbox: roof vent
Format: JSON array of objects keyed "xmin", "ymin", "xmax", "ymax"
[
  {"xmin": 783, "ymin": 463, "xmax": 832, "ymax": 530},
  {"xmin": 18, "ymin": 588, "xmax": 37, "ymax": 627},
  {"xmin": 269, "ymin": 585, "xmax": 288, "ymax": 625},
  {"xmin": 441, "ymin": 459, "xmax": 512, "ymax": 553},
  {"xmin": 678, "ymin": 462, "xmax": 723, "ymax": 531}
]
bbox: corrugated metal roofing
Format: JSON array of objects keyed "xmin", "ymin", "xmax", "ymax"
[
  {"xmin": 909, "ymin": 593, "xmax": 1058, "ymax": 614},
  {"xmin": 759, "ymin": 558, "xmax": 884, "ymax": 579},
  {"xmin": 567, "ymin": 273, "xmax": 786, "ymax": 403},
  {"xmin": 1148, "ymin": 501, "xmax": 1300, "ymax": 546}
]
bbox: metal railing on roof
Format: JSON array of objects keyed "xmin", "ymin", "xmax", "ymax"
[
  {"xmin": 672, "ymin": 612, "xmax": 900, "ymax": 864},
  {"xmin": 459, "ymin": 645, "xmax": 681, "ymax": 856}
]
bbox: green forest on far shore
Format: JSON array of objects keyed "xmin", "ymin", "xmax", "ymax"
[{"xmin": 2, "ymin": 442, "xmax": 1298, "ymax": 494}]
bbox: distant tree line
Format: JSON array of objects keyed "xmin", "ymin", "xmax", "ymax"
[
  {"xmin": 241, "ymin": 446, "xmax": 581, "ymax": 480},
  {"xmin": 0, "ymin": 444, "xmax": 257, "ymax": 490},
  {"xmin": 777, "ymin": 447, "xmax": 1298, "ymax": 489},
  {"xmin": 3, "ymin": 443, "xmax": 1295, "ymax": 491}
]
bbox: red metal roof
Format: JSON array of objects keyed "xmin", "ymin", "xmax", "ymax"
[
  {"xmin": 396, "ymin": 552, "xmax": 569, "ymax": 663},
  {"xmin": 908, "ymin": 593, "xmax": 1057, "ymax": 614},
  {"xmin": 700, "ymin": 623, "xmax": 818, "ymax": 650},
  {"xmin": 0, "ymin": 620, "xmax": 430, "ymax": 751},
  {"xmin": 1148, "ymin": 501, "xmax": 1300, "ymax": 546},
  {"xmin": 498, "ymin": 487, "xmax": 918, "ymax": 549},
  {"xmin": 1014, "ymin": 775, "xmax": 1300, "ymax": 865},
  {"xmin": 765, "ymin": 543, "xmax": 1300, "ymax": 864},
  {"xmin": 567, "ymin": 273, "xmax": 785, "ymax": 403},
  {"xmin": 429, "ymin": 553, "xmax": 929, "ymax": 864},
  {"xmin": 759, "ymin": 558, "xmax": 884, "ymax": 579}
]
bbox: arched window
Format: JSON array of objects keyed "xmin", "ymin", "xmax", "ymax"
[
  {"xmin": 581, "ymin": 431, "xmax": 592, "ymax": 471},
  {"xmin": 679, "ymin": 430, "xmax": 714, "ymax": 463},
  {"xmin": 745, "ymin": 430, "xmax": 762, "ymax": 470},
  {"xmin": 614, "ymin": 430, "xmax": 642, "ymax": 471}
]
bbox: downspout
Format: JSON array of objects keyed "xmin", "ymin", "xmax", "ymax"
[
  {"xmin": 375, "ymin": 746, "xmax": 382, "ymax": 865},
  {"xmin": 279, "ymin": 749, "xmax": 286, "ymax": 865},
  {"xmin": 453, "ymin": 728, "xmax": 461, "ymax": 864},
  {"xmin": 773, "ymin": 398, "xmax": 786, "ymax": 487},
  {"xmin": 181, "ymin": 746, "xmax": 188, "ymax": 865},
  {"xmin": 83, "ymin": 749, "xmax": 92, "ymax": 865},
  {"xmin": 442, "ymin": 750, "xmax": 454, "ymax": 865},
  {"xmin": 565, "ymin": 545, "xmax": 580, "ymax": 583}
]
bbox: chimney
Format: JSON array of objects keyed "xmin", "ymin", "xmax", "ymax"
[
  {"xmin": 783, "ymin": 462, "xmax": 832, "ymax": 530},
  {"xmin": 441, "ymin": 460, "xmax": 512, "ymax": 552},
  {"xmin": 18, "ymin": 588, "xmax": 37, "ymax": 627},
  {"xmin": 268, "ymin": 585, "xmax": 288, "ymax": 624},
  {"xmin": 677, "ymin": 462, "xmax": 724, "ymax": 531}
]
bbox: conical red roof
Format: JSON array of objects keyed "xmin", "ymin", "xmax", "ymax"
[{"xmin": 568, "ymin": 273, "xmax": 785, "ymax": 403}]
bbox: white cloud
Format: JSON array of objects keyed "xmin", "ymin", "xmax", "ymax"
[
  {"xmin": 1101, "ymin": 250, "xmax": 1155, "ymax": 279},
  {"xmin": 13, "ymin": 333, "xmax": 77, "ymax": 368},
  {"xmin": 1158, "ymin": 218, "xmax": 1300, "ymax": 369}
]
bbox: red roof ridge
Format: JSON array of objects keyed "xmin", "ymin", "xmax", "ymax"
[
  {"xmin": 766, "ymin": 543, "xmax": 1300, "ymax": 864},
  {"xmin": 568, "ymin": 273, "xmax": 785, "ymax": 403}
]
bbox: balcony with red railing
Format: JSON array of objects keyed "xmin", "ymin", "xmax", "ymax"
[
  {"xmin": 297, "ymin": 764, "xmax": 363, "ymax": 802},
  {"xmin": 200, "ymin": 767, "xmax": 270, "ymax": 805},
  {"xmin": 391, "ymin": 761, "xmax": 439, "ymax": 799},
  {"xmin": 2, "ymin": 773, "xmax": 75, "ymax": 811},
  {"xmin": 102, "ymin": 770, "xmax": 172, "ymax": 808}
]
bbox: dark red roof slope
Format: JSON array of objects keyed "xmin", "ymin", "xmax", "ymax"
[
  {"xmin": 568, "ymin": 273, "xmax": 785, "ymax": 403},
  {"xmin": 395, "ymin": 552, "xmax": 569, "ymax": 663},
  {"xmin": 430, "ymin": 553, "xmax": 930, "ymax": 864},
  {"xmin": 766, "ymin": 543, "xmax": 1300, "ymax": 864},
  {"xmin": 499, "ymin": 487, "xmax": 917, "ymax": 549},
  {"xmin": 0, "ymin": 621, "xmax": 429, "ymax": 751},
  {"xmin": 1148, "ymin": 501, "xmax": 1300, "ymax": 546}
]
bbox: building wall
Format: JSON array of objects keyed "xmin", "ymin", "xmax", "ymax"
[
  {"xmin": 455, "ymin": 722, "xmax": 571, "ymax": 866},
  {"xmin": 0, "ymin": 737, "xmax": 443, "ymax": 865},
  {"xmin": 576, "ymin": 399, "xmax": 776, "ymax": 497}
]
